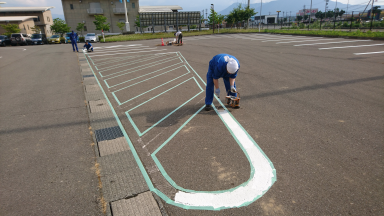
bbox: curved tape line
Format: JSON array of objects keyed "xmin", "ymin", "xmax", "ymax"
[{"xmin": 173, "ymin": 109, "xmax": 275, "ymax": 209}]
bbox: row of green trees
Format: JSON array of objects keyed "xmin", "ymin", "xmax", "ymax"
[{"xmin": 207, "ymin": 4, "xmax": 257, "ymax": 28}]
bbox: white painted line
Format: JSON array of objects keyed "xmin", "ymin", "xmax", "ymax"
[
  {"xmin": 88, "ymin": 47, "xmax": 157, "ymax": 54},
  {"xmin": 354, "ymin": 51, "xmax": 384, "ymax": 55},
  {"xmin": 93, "ymin": 44, "xmax": 144, "ymax": 49},
  {"xmin": 294, "ymin": 40, "xmax": 371, "ymax": 46},
  {"xmin": 251, "ymin": 36, "xmax": 306, "ymax": 41},
  {"xmin": 263, "ymin": 37, "xmax": 322, "ymax": 42},
  {"xmin": 319, "ymin": 43, "xmax": 384, "ymax": 50},
  {"xmin": 88, "ymin": 50, "xmax": 166, "ymax": 57},
  {"xmin": 175, "ymin": 109, "xmax": 275, "ymax": 209},
  {"xmin": 276, "ymin": 39, "xmax": 336, "ymax": 44}
]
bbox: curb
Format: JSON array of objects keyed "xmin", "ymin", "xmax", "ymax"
[{"xmin": 77, "ymin": 53, "xmax": 168, "ymax": 216}]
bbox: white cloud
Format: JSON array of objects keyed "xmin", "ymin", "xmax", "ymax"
[
  {"xmin": 11, "ymin": 0, "xmax": 48, "ymax": 6},
  {"xmin": 330, "ymin": 0, "xmax": 384, "ymax": 5}
]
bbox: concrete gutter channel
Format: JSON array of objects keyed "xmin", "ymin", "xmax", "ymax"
[{"xmin": 77, "ymin": 55, "xmax": 168, "ymax": 216}]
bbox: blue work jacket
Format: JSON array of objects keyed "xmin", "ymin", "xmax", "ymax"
[
  {"xmin": 208, "ymin": 54, "xmax": 240, "ymax": 79},
  {"xmin": 69, "ymin": 32, "xmax": 77, "ymax": 42}
]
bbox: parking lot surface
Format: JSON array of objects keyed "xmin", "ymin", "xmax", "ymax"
[
  {"xmin": 82, "ymin": 33, "xmax": 383, "ymax": 215},
  {"xmin": 1, "ymin": 33, "xmax": 383, "ymax": 215}
]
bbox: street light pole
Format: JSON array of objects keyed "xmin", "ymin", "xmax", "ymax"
[
  {"xmin": 123, "ymin": 0, "xmax": 130, "ymax": 32},
  {"xmin": 259, "ymin": 0, "xmax": 262, "ymax": 32},
  {"xmin": 211, "ymin": 4, "xmax": 214, "ymax": 34}
]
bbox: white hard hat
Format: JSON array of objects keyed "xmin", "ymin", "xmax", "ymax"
[{"xmin": 226, "ymin": 59, "xmax": 239, "ymax": 74}]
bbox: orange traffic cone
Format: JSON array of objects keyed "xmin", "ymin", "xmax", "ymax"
[{"xmin": 161, "ymin": 38, "xmax": 164, "ymax": 46}]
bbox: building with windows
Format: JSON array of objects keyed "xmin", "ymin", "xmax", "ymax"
[
  {"xmin": 61, "ymin": 0, "xmax": 139, "ymax": 34},
  {"xmin": 0, "ymin": 16, "xmax": 37, "ymax": 35},
  {"xmin": 0, "ymin": 6, "xmax": 54, "ymax": 35}
]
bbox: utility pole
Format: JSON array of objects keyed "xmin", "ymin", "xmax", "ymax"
[
  {"xmin": 206, "ymin": 9, "xmax": 208, "ymax": 20},
  {"xmin": 248, "ymin": 0, "xmax": 250, "ymax": 28},
  {"xmin": 346, "ymin": 0, "xmax": 349, "ymax": 15},
  {"xmin": 277, "ymin": 11, "xmax": 281, "ymax": 24},
  {"xmin": 259, "ymin": 0, "xmax": 262, "ymax": 32},
  {"xmin": 310, "ymin": 0, "xmax": 312, "ymax": 23},
  {"xmin": 123, "ymin": 0, "xmax": 130, "ymax": 32},
  {"xmin": 369, "ymin": 0, "xmax": 374, "ymax": 31},
  {"xmin": 211, "ymin": 4, "xmax": 214, "ymax": 33}
]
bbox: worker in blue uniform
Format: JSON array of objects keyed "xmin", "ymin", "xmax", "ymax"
[
  {"xmin": 83, "ymin": 41, "xmax": 93, "ymax": 52},
  {"xmin": 205, "ymin": 54, "xmax": 240, "ymax": 111},
  {"xmin": 69, "ymin": 30, "xmax": 78, "ymax": 52}
]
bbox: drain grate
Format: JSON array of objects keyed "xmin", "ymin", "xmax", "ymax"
[
  {"xmin": 83, "ymin": 74, "xmax": 95, "ymax": 78},
  {"xmin": 95, "ymin": 126, "xmax": 124, "ymax": 142}
]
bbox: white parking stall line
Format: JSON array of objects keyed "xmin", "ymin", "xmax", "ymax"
[
  {"xmin": 87, "ymin": 50, "xmax": 166, "ymax": 57},
  {"xmin": 294, "ymin": 40, "xmax": 371, "ymax": 46},
  {"xmin": 262, "ymin": 37, "xmax": 321, "ymax": 42},
  {"xmin": 93, "ymin": 44, "xmax": 144, "ymax": 49},
  {"xmin": 89, "ymin": 47, "xmax": 158, "ymax": 54},
  {"xmin": 251, "ymin": 36, "xmax": 307, "ymax": 41},
  {"xmin": 319, "ymin": 43, "xmax": 384, "ymax": 50},
  {"xmin": 353, "ymin": 51, "xmax": 384, "ymax": 55},
  {"xmin": 276, "ymin": 39, "xmax": 336, "ymax": 44}
]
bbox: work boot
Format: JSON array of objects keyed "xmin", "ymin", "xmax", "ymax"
[
  {"xmin": 205, "ymin": 104, "xmax": 212, "ymax": 111},
  {"xmin": 233, "ymin": 105, "xmax": 240, "ymax": 109},
  {"xmin": 226, "ymin": 98, "xmax": 231, "ymax": 105}
]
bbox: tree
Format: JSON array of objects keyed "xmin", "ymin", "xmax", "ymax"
[
  {"xmin": 326, "ymin": 11, "xmax": 334, "ymax": 19},
  {"xmin": 93, "ymin": 15, "xmax": 110, "ymax": 32},
  {"xmin": 315, "ymin": 11, "xmax": 325, "ymax": 20},
  {"xmin": 338, "ymin": 9, "xmax": 346, "ymax": 18},
  {"xmin": 227, "ymin": 4, "xmax": 257, "ymax": 28},
  {"xmin": 0, "ymin": 23, "xmax": 20, "ymax": 37},
  {"xmin": 225, "ymin": 13, "xmax": 235, "ymax": 28},
  {"xmin": 30, "ymin": 25, "xmax": 41, "ymax": 34},
  {"xmin": 76, "ymin": 22, "xmax": 85, "ymax": 36},
  {"xmin": 296, "ymin": 16, "xmax": 303, "ymax": 22},
  {"xmin": 372, "ymin": 6, "xmax": 382, "ymax": 20},
  {"xmin": 116, "ymin": 21, "xmax": 125, "ymax": 33},
  {"xmin": 304, "ymin": 14, "xmax": 309, "ymax": 21},
  {"xmin": 50, "ymin": 18, "xmax": 70, "ymax": 37}
]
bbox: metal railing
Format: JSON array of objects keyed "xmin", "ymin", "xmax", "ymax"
[
  {"xmin": 113, "ymin": 8, "xmax": 127, "ymax": 14},
  {"xmin": 87, "ymin": 8, "xmax": 103, "ymax": 14}
]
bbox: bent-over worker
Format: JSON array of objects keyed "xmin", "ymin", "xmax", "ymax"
[
  {"xmin": 205, "ymin": 54, "xmax": 240, "ymax": 111},
  {"xmin": 83, "ymin": 41, "xmax": 93, "ymax": 52},
  {"xmin": 175, "ymin": 30, "xmax": 182, "ymax": 44}
]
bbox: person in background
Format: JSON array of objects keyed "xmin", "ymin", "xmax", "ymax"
[
  {"xmin": 83, "ymin": 41, "xmax": 93, "ymax": 52},
  {"xmin": 175, "ymin": 28, "xmax": 183, "ymax": 44},
  {"xmin": 69, "ymin": 30, "xmax": 78, "ymax": 52}
]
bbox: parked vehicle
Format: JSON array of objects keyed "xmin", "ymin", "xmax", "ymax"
[
  {"xmin": 31, "ymin": 34, "xmax": 48, "ymax": 45},
  {"xmin": 65, "ymin": 32, "xmax": 79, "ymax": 43},
  {"xmin": 0, "ymin": 35, "xmax": 11, "ymax": 46},
  {"xmin": 84, "ymin": 33, "xmax": 98, "ymax": 43},
  {"xmin": 11, "ymin": 33, "xmax": 31, "ymax": 46},
  {"xmin": 49, "ymin": 35, "xmax": 61, "ymax": 44}
]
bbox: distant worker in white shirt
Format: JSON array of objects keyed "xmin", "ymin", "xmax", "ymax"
[{"xmin": 175, "ymin": 28, "xmax": 183, "ymax": 44}]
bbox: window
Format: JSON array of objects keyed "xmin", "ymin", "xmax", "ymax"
[
  {"xmin": 132, "ymin": 3, "xmax": 135, "ymax": 8},
  {"xmin": 33, "ymin": 16, "xmax": 40, "ymax": 22},
  {"xmin": 119, "ymin": 19, "xmax": 125, "ymax": 23},
  {"xmin": 47, "ymin": 17, "xmax": 50, "ymax": 22},
  {"xmin": 84, "ymin": 26, "xmax": 87, "ymax": 31},
  {"xmin": 27, "ymin": 25, "xmax": 29, "ymax": 30},
  {"xmin": 23, "ymin": 25, "xmax": 26, "ymax": 30},
  {"xmin": 70, "ymin": 4, "xmax": 74, "ymax": 9}
]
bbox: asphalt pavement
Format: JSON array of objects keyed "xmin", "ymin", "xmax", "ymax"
[
  {"xmin": 1, "ymin": 33, "xmax": 383, "ymax": 216},
  {"xmin": 0, "ymin": 44, "xmax": 102, "ymax": 215}
]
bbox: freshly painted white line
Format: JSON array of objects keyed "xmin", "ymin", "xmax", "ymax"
[
  {"xmin": 88, "ymin": 50, "xmax": 165, "ymax": 57},
  {"xmin": 251, "ymin": 36, "xmax": 306, "ymax": 41},
  {"xmin": 319, "ymin": 43, "xmax": 384, "ymax": 50},
  {"xmin": 354, "ymin": 51, "xmax": 384, "ymax": 55},
  {"xmin": 276, "ymin": 39, "xmax": 336, "ymax": 44},
  {"xmin": 295, "ymin": 40, "xmax": 371, "ymax": 46},
  {"xmin": 175, "ymin": 109, "xmax": 275, "ymax": 209}
]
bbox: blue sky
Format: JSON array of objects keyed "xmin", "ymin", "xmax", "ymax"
[{"xmin": 5, "ymin": 0, "xmax": 384, "ymax": 15}]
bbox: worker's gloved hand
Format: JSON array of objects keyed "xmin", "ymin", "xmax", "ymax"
[
  {"xmin": 215, "ymin": 88, "xmax": 220, "ymax": 97},
  {"xmin": 231, "ymin": 86, "xmax": 236, "ymax": 93}
]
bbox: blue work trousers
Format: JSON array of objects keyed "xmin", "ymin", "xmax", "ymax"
[
  {"xmin": 205, "ymin": 72, "xmax": 237, "ymax": 106},
  {"xmin": 71, "ymin": 41, "xmax": 78, "ymax": 51}
]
